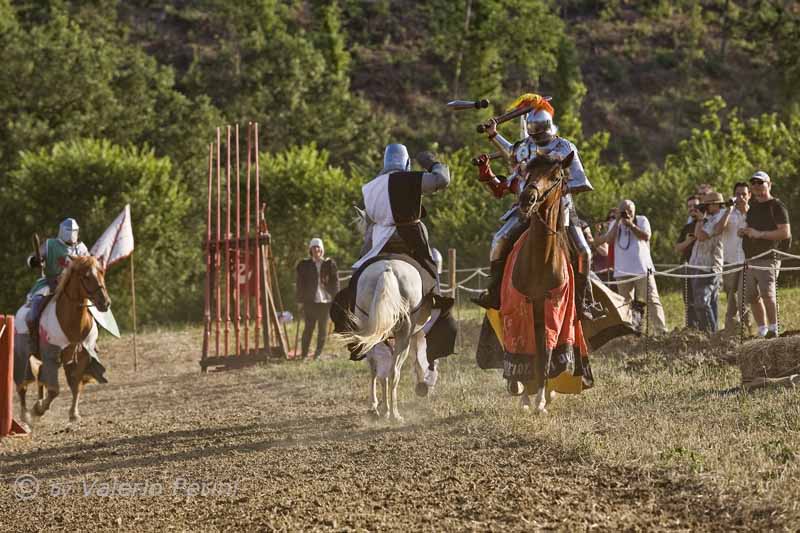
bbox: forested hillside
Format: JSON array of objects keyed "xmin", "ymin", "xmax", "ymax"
[{"xmin": 2, "ymin": 0, "xmax": 799, "ymax": 327}]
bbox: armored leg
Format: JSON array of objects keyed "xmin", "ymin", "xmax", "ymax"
[
  {"xmin": 567, "ymin": 223, "xmax": 605, "ymax": 320},
  {"xmin": 472, "ymin": 216, "xmax": 526, "ymax": 310},
  {"xmin": 26, "ymin": 293, "xmax": 52, "ymax": 357}
]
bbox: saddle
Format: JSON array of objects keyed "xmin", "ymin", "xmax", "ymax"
[{"xmin": 330, "ymin": 253, "xmax": 456, "ymax": 361}]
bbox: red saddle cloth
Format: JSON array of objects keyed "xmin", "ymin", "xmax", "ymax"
[{"xmin": 499, "ymin": 230, "xmax": 593, "ymax": 394}]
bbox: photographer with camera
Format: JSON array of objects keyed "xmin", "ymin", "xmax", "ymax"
[
  {"xmin": 595, "ymin": 199, "xmax": 667, "ymax": 335},
  {"xmin": 589, "ymin": 209, "xmax": 615, "ymax": 284},
  {"xmin": 674, "ymin": 195, "xmax": 701, "ymax": 329},
  {"xmin": 719, "ymin": 182, "xmax": 756, "ymax": 333},
  {"xmin": 688, "ymin": 192, "xmax": 728, "ymax": 333},
  {"xmin": 737, "ymin": 171, "xmax": 791, "ymax": 338}
]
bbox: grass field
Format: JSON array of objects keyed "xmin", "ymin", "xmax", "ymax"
[{"xmin": 2, "ymin": 288, "xmax": 798, "ymax": 530}]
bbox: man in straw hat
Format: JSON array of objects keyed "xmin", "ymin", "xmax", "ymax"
[{"xmin": 688, "ymin": 191, "xmax": 728, "ymax": 333}]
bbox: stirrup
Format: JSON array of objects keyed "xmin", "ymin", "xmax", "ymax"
[{"xmin": 581, "ymin": 302, "xmax": 606, "ymax": 321}]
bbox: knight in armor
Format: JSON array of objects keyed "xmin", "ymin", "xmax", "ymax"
[
  {"xmin": 471, "ymin": 95, "xmax": 602, "ymax": 319},
  {"xmin": 332, "ymin": 144, "xmax": 458, "ymax": 361},
  {"xmin": 353, "ymin": 144, "xmax": 450, "ymax": 276},
  {"xmin": 26, "ymin": 218, "xmax": 90, "ymax": 355}
]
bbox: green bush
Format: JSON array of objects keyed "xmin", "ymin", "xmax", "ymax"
[{"xmin": 0, "ymin": 139, "xmax": 197, "ymax": 328}]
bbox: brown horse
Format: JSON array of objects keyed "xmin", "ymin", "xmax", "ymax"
[
  {"xmin": 502, "ymin": 151, "xmax": 593, "ymax": 413},
  {"xmin": 16, "ymin": 256, "xmax": 110, "ymax": 424}
]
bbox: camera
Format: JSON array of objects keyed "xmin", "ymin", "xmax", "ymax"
[
  {"xmin": 726, "ymin": 198, "xmax": 735, "ymax": 207},
  {"xmin": 696, "ymin": 203, "xmax": 707, "ymax": 213},
  {"xmin": 620, "ymin": 211, "xmax": 630, "ymax": 219}
]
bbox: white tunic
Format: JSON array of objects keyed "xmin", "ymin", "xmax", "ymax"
[{"xmin": 352, "ymin": 173, "xmax": 396, "ymax": 270}]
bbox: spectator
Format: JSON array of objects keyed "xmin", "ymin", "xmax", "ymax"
[
  {"xmin": 674, "ymin": 195, "xmax": 701, "ymax": 329},
  {"xmin": 719, "ymin": 182, "xmax": 755, "ymax": 333},
  {"xmin": 589, "ymin": 210, "xmax": 614, "ymax": 284},
  {"xmin": 295, "ymin": 238, "xmax": 339, "ymax": 359},
  {"xmin": 738, "ymin": 171, "xmax": 792, "ymax": 338},
  {"xmin": 688, "ymin": 192, "xmax": 727, "ymax": 333},
  {"xmin": 595, "ymin": 199, "xmax": 667, "ymax": 335}
]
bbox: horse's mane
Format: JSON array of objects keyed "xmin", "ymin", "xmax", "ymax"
[
  {"xmin": 526, "ymin": 154, "xmax": 562, "ymax": 177},
  {"xmin": 55, "ymin": 256, "xmax": 99, "ymax": 298}
]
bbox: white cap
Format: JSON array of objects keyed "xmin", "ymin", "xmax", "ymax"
[
  {"xmin": 309, "ymin": 238, "xmax": 324, "ymax": 254},
  {"xmin": 750, "ymin": 171, "xmax": 771, "ymax": 183}
]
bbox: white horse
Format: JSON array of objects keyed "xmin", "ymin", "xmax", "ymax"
[{"xmin": 340, "ymin": 259, "xmax": 437, "ymax": 421}]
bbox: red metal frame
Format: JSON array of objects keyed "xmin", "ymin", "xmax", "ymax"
[{"xmin": 200, "ymin": 123, "xmax": 288, "ymax": 372}]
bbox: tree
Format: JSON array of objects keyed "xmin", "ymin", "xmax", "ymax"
[
  {"xmin": 182, "ymin": 0, "xmax": 388, "ymax": 170},
  {"xmin": 260, "ymin": 143, "xmax": 363, "ymax": 308},
  {"xmin": 0, "ymin": 2, "xmax": 220, "ymax": 186}
]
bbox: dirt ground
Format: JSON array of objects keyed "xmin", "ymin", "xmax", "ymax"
[{"xmin": 0, "ymin": 324, "xmax": 792, "ymax": 531}]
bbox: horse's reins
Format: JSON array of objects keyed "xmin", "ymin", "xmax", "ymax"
[
  {"xmin": 60, "ymin": 272, "xmax": 107, "ymax": 308},
  {"xmin": 79, "ymin": 275, "xmax": 107, "ymax": 307},
  {"xmin": 522, "ymin": 166, "xmax": 565, "ymax": 235}
]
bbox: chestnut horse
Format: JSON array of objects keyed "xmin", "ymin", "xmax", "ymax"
[
  {"xmin": 504, "ymin": 151, "xmax": 593, "ymax": 413},
  {"xmin": 15, "ymin": 256, "xmax": 110, "ymax": 424}
]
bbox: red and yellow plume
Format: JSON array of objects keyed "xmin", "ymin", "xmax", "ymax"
[{"xmin": 505, "ymin": 93, "xmax": 554, "ymax": 117}]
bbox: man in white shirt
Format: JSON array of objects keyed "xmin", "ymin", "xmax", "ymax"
[
  {"xmin": 719, "ymin": 182, "xmax": 753, "ymax": 332},
  {"xmin": 595, "ymin": 199, "xmax": 667, "ymax": 335}
]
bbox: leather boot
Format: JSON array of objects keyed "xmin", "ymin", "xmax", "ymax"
[
  {"xmin": 27, "ymin": 319, "xmax": 40, "ymax": 357},
  {"xmin": 471, "ymin": 260, "xmax": 505, "ymax": 310}
]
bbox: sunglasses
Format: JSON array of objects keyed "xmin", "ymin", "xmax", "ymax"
[{"xmin": 749, "ymin": 179, "xmax": 767, "ymax": 185}]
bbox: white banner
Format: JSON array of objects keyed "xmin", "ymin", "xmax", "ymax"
[{"xmin": 91, "ymin": 204, "xmax": 134, "ymax": 269}]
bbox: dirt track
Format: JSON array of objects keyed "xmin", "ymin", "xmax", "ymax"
[{"xmin": 0, "ymin": 327, "xmax": 786, "ymax": 531}]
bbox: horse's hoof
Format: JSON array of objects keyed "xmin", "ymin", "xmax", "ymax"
[
  {"xmin": 69, "ymin": 414, "xmax": 82, "ymax": 424},
  {"xmin": 33, "ymin": 401, "xmax": 46, "ymax": 417},
  {"xmin": 535, "ymin": 407, "xmax": 548, "ymax": 416},
  {"xmin": 367, "ymin": 408, "xmax": 380, "ymax": 419},
  {"xmin": 391, "ymin": 414, "xmax": 404, "ymax": 423},
  {"xmin": 507, "ymin": 380, "xmax": 524, "ymax": 396},
  {"xmin": 415, "ymin": 382, "xmax": 429, "ymax": 397},
  {"xmin": 546, "ymin": 390, "xmax": 557, "ymax": 405},
  {"xmin": 22, "ymin": 411, "xmax": 33, "ymax": 426}
]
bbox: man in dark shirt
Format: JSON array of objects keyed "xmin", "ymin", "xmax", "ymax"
[
  {"xmin": 674, "ymin": 195, "xmax": 701, "ymax": 329},
  {"xmin": 738, "ymin": 171, "xmax": 791, "ymax": 338}
]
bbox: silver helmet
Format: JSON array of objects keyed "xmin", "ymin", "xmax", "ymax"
[
  {"xmin": 431, "ymin": 247, "xmax": 443, "ymax": 275},
  {"xmin": 382, "ymin": 143, "xmax": 411, "ymax": 174},
  {"xmin": 526, "ymin": 109, "xmax": 557, "ymax": 146},
  {"xmin": 58, "ymin": 218, "xmax": 79, "ymax": 245}
]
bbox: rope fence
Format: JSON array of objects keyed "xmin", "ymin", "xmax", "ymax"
[{"xmin": 334, "ymin": 248, "xmax": 800, "ymax": 344}]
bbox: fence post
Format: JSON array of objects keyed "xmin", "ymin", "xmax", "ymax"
[
  {"xmin": 682, "ymin": 263, "xmax": 689, "ymax": 328},
  {"xmin": 645, "ymin": 269, "xmax": 651, "ymax": 338},
  {"xmin": 0, "ymin": 315, "xmax": 11, "ymax": 436},
  {"xmin": 448, "ymin": 248, "xmax": 461, "ymax": 350},
  {"xmin": 773, "ymin": 250, "xmax": 780, "ymax": 336},
  {"xmin": 740, "ymin": 260, "xmax": 748, "ymax": 344},
  {"xmin": 448, "ymin": 248, "xmax": 457, "ymax": 296}
]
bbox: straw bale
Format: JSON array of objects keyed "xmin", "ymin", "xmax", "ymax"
[{"xmin": 738, "ymin": 336, "xmax": 800, "ymax": 383}]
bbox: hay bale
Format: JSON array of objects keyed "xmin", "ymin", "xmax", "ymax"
[{"xmin": 737, "ymin": 336, "xmax": 800, "ymax": 385}]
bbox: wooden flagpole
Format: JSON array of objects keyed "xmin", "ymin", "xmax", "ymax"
[{"xmin": 131, "ymin": 252, "xmax": 138, "ymax": 371}]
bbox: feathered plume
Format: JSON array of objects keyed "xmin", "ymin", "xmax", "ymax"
[{"xmin": 505, "ymin": 93, "xmax": 554, "ymax": 117}]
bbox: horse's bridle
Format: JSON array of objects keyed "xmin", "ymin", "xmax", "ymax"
[
  {"xmin": 80, "ymin": 273, "xmax": 107, "ymax": 307},
  {"xmin": 62, "ymin": 269, "xmax": 107, "ymax": 308},
  {"xmin": 521, "ymin": 165, "xmax": 566, "ymax": 235}
]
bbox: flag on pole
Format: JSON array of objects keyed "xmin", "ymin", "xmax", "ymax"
[{"xmin": 91, "ymin": 204, "xmax": 134, "ymax": 268}]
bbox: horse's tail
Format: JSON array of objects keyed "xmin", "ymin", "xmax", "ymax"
[{"xmin": 343, "ymin": 266, "xmax": 409, "ymax": 354}]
